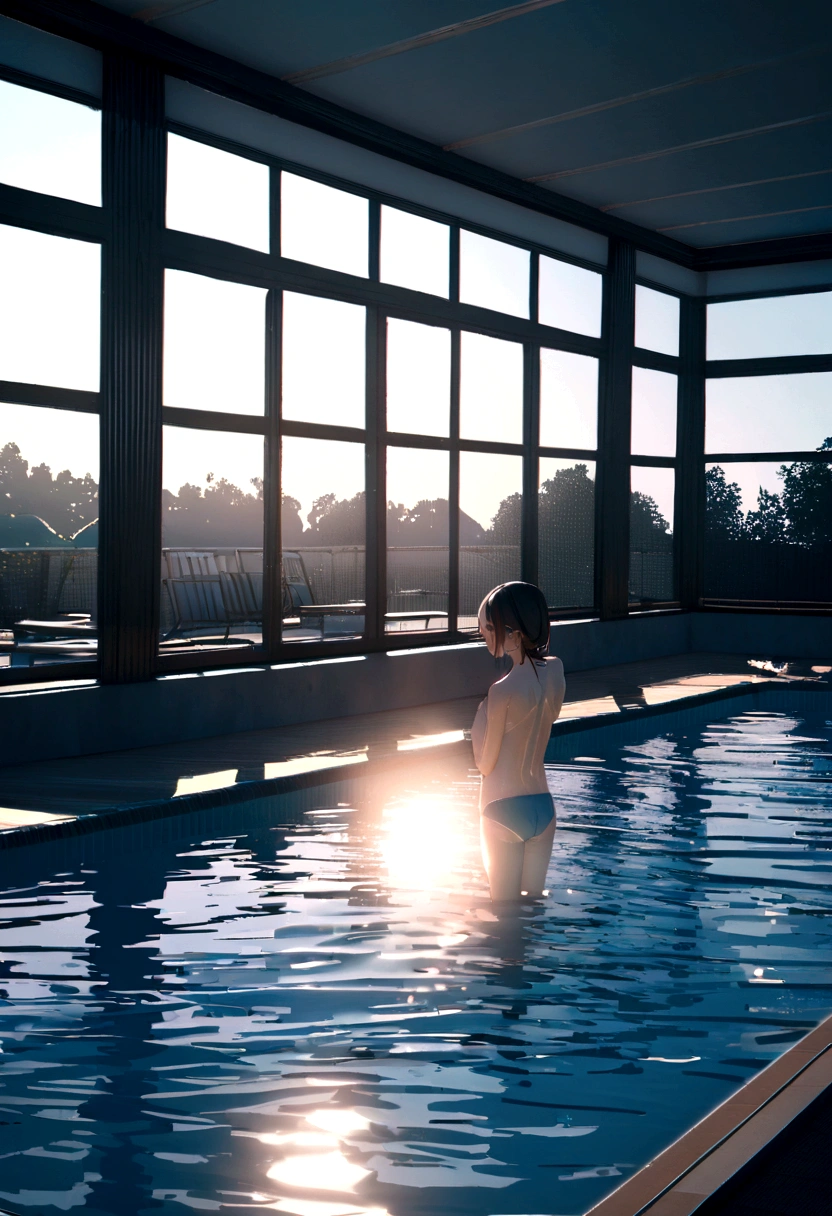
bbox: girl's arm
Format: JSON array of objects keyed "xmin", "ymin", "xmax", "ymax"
[
  {"xmin": 472, "ymin": 681, "xmax": 510, "ymax": 776},
  {"xmin": 549, "ymin": 656, "xmax": 566, "ymax": 722}
]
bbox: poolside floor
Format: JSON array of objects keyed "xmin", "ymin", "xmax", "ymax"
[{"xmin": 1, "ymin": 649, "xmax": 828, "ymax": 834}]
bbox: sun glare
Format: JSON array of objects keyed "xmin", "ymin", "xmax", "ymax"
[
  {"xmin": 379, "ymin": 797, "xmax": 468, "ymax": 893},
  {"xmin": 266, "ymin": 1151, "xmax": 371, "ymax": 1192},
  {"xmin": 306, "ymin": 1110, "xmax": 370, "ymax": 1136}
]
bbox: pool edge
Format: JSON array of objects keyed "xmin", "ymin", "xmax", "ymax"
[
  {"xmin": 584, "ymin": 1012, "xmax": 832, "ymax": 1216},
  {"xmin": 1, "ymin": 677, "xmax": 827, "ymax": 851}
]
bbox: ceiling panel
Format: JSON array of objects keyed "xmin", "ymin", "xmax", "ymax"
[{"xmin": 93, "ymin": 0, "xmax": 832, "ymax": 251}]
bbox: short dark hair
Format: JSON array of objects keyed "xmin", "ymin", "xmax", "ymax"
[{"xmin": 480, "ymin": 581, "xmax": 550, "ymax": 661}]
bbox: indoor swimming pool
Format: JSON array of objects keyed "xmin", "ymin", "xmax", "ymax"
[{"xmin": 1, "ymin": 696, "xmax": 832, "ymax": 1216}]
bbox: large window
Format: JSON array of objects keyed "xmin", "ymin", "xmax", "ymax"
[
  {"xmin": 704, "ymin": 293, "xmax": 832, "ymax": 607},
  {"xmin": 0, "ymin": 210, "xmax": 100, "ymax": 671},
  {"xmin": 11, "ymin": 31, "xmax": 832, "ymax": 689},
  {"xmin": 15, "ymin": 43, "xmax": 779, "ymax": 687}
]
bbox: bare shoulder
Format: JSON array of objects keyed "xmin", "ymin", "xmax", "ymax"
[{"xmin": 488, "ymin": 670, "xmax": 513, "ymax": 699}]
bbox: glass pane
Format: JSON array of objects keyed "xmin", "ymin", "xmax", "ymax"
[
  {"xmin": 281, "ymin": 171, "xmax": 368, "ymax": 278},
  {"xmin": 163, "ymin": 270, "xmax": 266, "ymax": 415},
  {"xmin": 1, "ymin": 402, "xmax": 98, "ymax": 669},
  {"xmin": 282, "ymin": 293, "xmax": 365, "ymax": 429},
  {"xmin": 538, "ymin": 254, "xmax": 602, "ymax": 337},
  {"xmin": 386, "ymin": 318, "xmax": 450, "ymax": 437},
  {"xmin": 704, "ymin": 460, "xmax": 832, "ymax": 606},
  {"xmin": 161, "ymin": 426, "xmax": 264, "ymax": 651},
  {"xmin": 166, "ymin": 133, "xmax": 269, "ymax": 252},
  {"xmin": 380, "ymin": 205, "xmax": 448, "ymax": 298},
  {"xmin": 459, "ymin": 331, "xmax": 523, "ymax": 444},
  {"xmin": 631, "ymin": 367, "xmax": 677, "ymax": 457},
  {"xmin": 0, "ymin": 78, "xmax": 100, "ymax": 206},
  {"xmin": 540, "ymin": 349, "xmax": 598, "ymax": 450},
  {"xmin": 539, "ymin": 458, "xmax": 595, "ymax": 610},
  {"xmin": 282, "ymin": 436, "xmax": 365, "ymax": 642},
  {"xmin": 387, "ymin": 446, "xmax": 449, "ymax": 633},
  {"xmin": 630, "ymin": 466, "xmax": 675, "ymax": 604},
  {"xmin": 0, "ymin": 224, "xmax": 100, "ymax": 391},
  {"xmin": 459, "ymin": 230, "xmax": 529, "ymax": 319},
  {"xmin": 635, "ymin": 284, "xmax": 680, "ymax": 357},
  {"xmin": 707, "ymin": 291, "xmax": 832, "ymax": 360},
  {"xmin": 459, "ymin": 451, "xmax": 522, "ymax": 630},
  {"xmin": 705, "ymin": 373, "xmax": 832, "ymax": 454}
]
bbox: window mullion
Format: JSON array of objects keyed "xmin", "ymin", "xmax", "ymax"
[
  {"xmin": 98, "ymin": 53, "xmax": 165, "ymax": 684},
  {"xmin": 264, "ymin": 286, "xmax": 283, "ymax": 659},
  {"xmin": 448, "ymin": 328, "xmax": 461, "ymax": 633},
  {"xmin": 521, "ymin": 342, "xmax": 539, "ymax": 587},
  {"xmin": 365, "ymin": 306, "xmax": 386, "ymax": 642}
]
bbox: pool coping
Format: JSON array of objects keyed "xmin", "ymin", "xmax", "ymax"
[
  {"xmin": 585, "ymin": 1011, "xmax": 832, "ymax": 1216},
  {"xmin": 0, "ymin": 675, "xmax": 827, "ymax": 851}
]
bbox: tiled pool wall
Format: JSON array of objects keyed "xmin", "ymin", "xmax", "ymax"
[{"xmin": 0, "ymin": 772, "xmax": 370, "ymax": 878}]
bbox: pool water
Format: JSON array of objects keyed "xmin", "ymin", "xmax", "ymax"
[{"xmin": 1, "ymin": 703, "xmax": 832, "ymax": 1216}]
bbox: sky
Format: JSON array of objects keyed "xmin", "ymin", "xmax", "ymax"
[{"xmin": 2, "ymin": 79, "xmax": 828, "ymax": 542}]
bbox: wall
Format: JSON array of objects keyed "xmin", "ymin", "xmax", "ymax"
[
  {"xmin": 690, "ymin": 611, "xmax": 832, "ymax": 659},
  {"xmin": 3, "ymin": 611, "xmax": 830, "ymax": 768}
]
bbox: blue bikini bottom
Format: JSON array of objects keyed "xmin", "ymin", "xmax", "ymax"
[{"xmin": 482, "ymin": 793, "xmax": 555, "ymax": 842}]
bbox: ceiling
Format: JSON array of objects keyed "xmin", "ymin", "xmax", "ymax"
[{"xmin": 96, "ymin": 0, "xmax": 832, "ymax": 252}]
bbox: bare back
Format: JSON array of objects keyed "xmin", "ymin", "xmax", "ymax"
[{"xmin": 471, "ymin": 655, "xmax": 565, "ymax": 807}]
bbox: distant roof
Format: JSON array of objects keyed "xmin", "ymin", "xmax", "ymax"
[
  {"xmin": 71, "ymin": 518, "xmax": 98, "ymax": 548},
  {"xmin": 0, "ymin": 514, "xmax": 74, "ymax": 548}
]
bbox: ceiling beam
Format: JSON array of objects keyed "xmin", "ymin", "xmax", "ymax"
[
  {"xmin": 445, "ymin": 42, "xmax": 832, "ymax": 152},
  {"xmin": 527, "ymin": 110, "xmax": 832, "ymax": 183},
  {"xmin": 134, "ymin": 0, "xmax": 218, "ymax": 24},
  {"xmin": 662, "ymin": 202, "xmax": 832, "ymax": 234},
  {"xmin": 697, "ymin": 231, "xmax": 832, "ymax": 271},
  {"xmin": 602, "ymin": 168, "xmax": 832, "ymax": 214},
  {"xmin": 282, "ymin": 0, "xmax": 568, "ymax": 85}
]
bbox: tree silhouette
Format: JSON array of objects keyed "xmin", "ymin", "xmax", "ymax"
[
  {"xmin": 780, "ymin": 438, "xmax": 832, "ymax": 547},
  {"xmin": 745, "ymin": 488, "xmax": 787, "ymax": 542},
  {"xmin": 705, "ymin": 465, "xmax": 744, "ymax": 539},
  {"xmin": 0, "ymin": 441, "xmax": 98, "ymax": 540},
  {"xmin": 705, "ymin": 438, "xmax": 832, "ymax": 603}
]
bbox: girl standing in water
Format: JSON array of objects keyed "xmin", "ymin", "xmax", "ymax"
[{"xmin": 471, "ymin": 582, "xmax": 565, "ymax": 901}]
